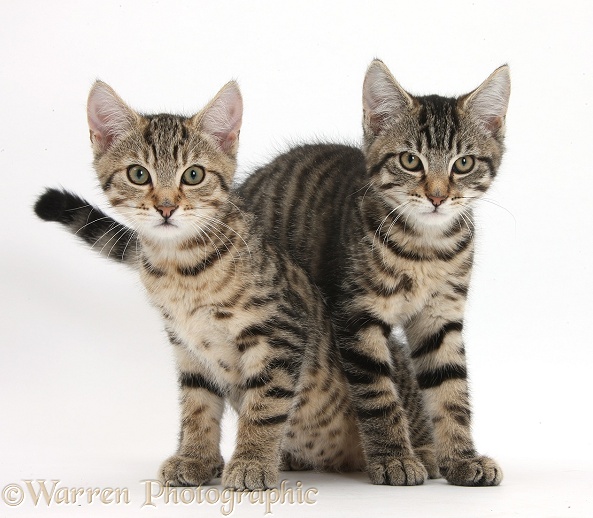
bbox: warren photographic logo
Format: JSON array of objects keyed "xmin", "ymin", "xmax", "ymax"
[
  {"xmin": 1, "ymin": 480, "xmax": 130, "ymax": 507},
  {"xmin": 1, "ymin": 479, "xmax": 318, "ymax": 515}
]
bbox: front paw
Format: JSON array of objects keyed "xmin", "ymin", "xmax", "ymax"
[
  {"xmin": 440, "ymin": 456, "xmax": 502, "ymax": 486},
  {"xmin": 367, "ymin": 455, "xmax": 428, "ymax": 485},
  {"xmin": 222, "ymin": 456, "xmax": 278, "ymax": 490},
  {"xmin": 159, "ymin": 454, "xmax": 224, "ymax": 486}
]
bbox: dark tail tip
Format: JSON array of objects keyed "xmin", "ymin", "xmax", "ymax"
[{"xmin": 34, "ymin": 188, "xmax": 85, "ymax": 224}]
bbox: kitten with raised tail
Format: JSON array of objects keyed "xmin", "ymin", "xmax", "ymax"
[
  {"xmin": 35, "ymin": 80, "xmax": 437, "ymax": 487},
  {"xmin": 238, "ymin": 60, "xmax": 510, "ymax": 486}
]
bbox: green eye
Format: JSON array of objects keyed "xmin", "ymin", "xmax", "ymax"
[
  {"xmin": 127, "ymin": 165, "xmax": 151, "ymax": 185},
  {"xmin": 452, "ymin": 156, "xmax": 475, "ymax": 174},
  {"xmin": 181, "ymin": 165, "xmax": 205, "ymax": 185},
  {"xmin": 399, "ymin": 152, "xmax": 423, "ymax": 172}
]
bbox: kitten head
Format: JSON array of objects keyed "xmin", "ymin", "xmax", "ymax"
[
  {"xmin": 87, "ymin": 80, "xmax": 243, "ymax": 243},
  {"xmin": 362, "ymin": 59, "xmax": 510, "ymax": 230}
]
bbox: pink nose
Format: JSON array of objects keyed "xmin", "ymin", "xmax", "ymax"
[
  {"xmin": 156, "ymin": 205, "xmax": 178, "ymax": 219},
  {"xmin": 427, "ymin": 195, "xmax": 447, "ymax": 207}
]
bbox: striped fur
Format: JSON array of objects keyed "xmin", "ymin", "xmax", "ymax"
[
  {"xmin": 35, "ymin": 79, "xmax": 437, "ymax": 487},
  {"xmin": 237, "ymin": 61, "xmax": 510, "ymax": 486}
]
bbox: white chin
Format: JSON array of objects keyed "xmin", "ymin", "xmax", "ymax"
[
  {"xmin": 417, "ymin": 210, "xmax": 454, "ymax": 227},
  {"xmin": 144, "ymin": 223, "xmax": 186, "ymax": 241}
]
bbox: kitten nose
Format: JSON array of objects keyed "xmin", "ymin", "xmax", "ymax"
[
  {"xmin": 156, "ymin": 204, "xmax": 178, "ymax": 219},
  {"xmin": 427, "ymin": 195, "xmax": 447, "ymax": 207}
]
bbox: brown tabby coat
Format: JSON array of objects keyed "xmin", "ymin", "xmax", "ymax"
[
  {"xmin": 35, "ymin": 79, "xmax": 437, "ymax": 487},
  {"xmin": 238, "ymin": 60, "xmax": 510, "ymax": 486}
]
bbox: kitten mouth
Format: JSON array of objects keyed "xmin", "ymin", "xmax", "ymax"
[
  {"xmin": 157, "ymin": 220, "xmax": 177, "ymax": 228},
  {"xmin": 419, "ymin": 206, "xmax": 450, "ymax": 223}
]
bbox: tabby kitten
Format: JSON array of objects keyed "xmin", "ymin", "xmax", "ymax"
[
  {"xmin": 238, "ymin": 60, "xmax": 511, "ymax": 486},
  {"xmin": 35, "ymin": 80, "xmax": 437, "ymax": 487}
]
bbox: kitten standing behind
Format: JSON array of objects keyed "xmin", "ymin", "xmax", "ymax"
[{"xmin": 239, "ymin": 60, "xmax": 510, "ymax": 486}]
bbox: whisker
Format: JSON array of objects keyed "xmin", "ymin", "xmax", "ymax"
[
  {"xmin": 187, "ymin": 220, "xmax": 241, "ymax": 282},
  {"xmin": 87, "ymin": 221, "xmax": 121, "ymax": 251},
  {"xmin": 64, "ymin": 203, "xmax": 92, "ymax": 212},
  {"xmin": 120, "ymin": 227, "xmax": 139, "ymax": 262},
  {"xmin": 383, "ymin": 202, "xmax": 412, "ymax": 245},
  {"xmin": 349, "ymin": 180, "xmax": 373, "ymax": 199},
  {"xmin": 458, "ymin": 210, "xmax": 474, "ymax": 239},
  {"xmin": 183, "ymin": 221, "xmax": 207, "ymax": 262},
  {"xmin": 86, "ymin": 207, "xmax": 95, "ymax": 225},
  {"xmin": 372, "ymin": 201, "xmax": 410, "ymax": 253},
  {"xmin": 74, "ymin": 215, "xmax": 116, "ymax": 235},
  {"xmin": 185, "ymin": 205, "xmax": 251, "ymax": 258},
  {"xmin": 106, "ymin": 225, "xmax": 135, "ymax": 258},
  {"xmin": 198, "ymin": 219, "xmax": 242, "ymax": 274},
  {"xmin": 99, "ymin": 223, "xmax": 129, "ymax": 255},
  {"xmin": 360, "ymin": 180, "xmax": 377, "ymax": 207},
  {"xmin": 401, "ymin": 204, "xmax": 413, "ymax": 236},
  {"xmin": 460, "ymin": 196, "xmax": 516, "ymax": 222},
  {"xmin": 198, "ymin": 214, "xmax": 252, "ymax": 261},
  {"xmin": 460, "ymin": 196, "xmax": 517, "ymax": 236},
  {"xmin": 188, "ymin": 221, "xmax": 224, "ymax": 264},
  {"xmin": 478, "ymin": 197, "xmax": 517, "ymax": 228},
  {"xmin": 227, "ymin": 200, "xmax": 251, "ymax": 229}
]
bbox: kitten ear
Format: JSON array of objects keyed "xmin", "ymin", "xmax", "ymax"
[
  {"xmin": 195, "ymin": 81, "xmax": 243, "ymax": 155},
  {"xmin": 87, "ymin": 81, "xmax": 138, "ymax": 154},
  {"xmin": 363, "ymin": 59, "xmax": 414, "ymax": 138},
  {"xmin": 459, "ymin": 65, "xmax": 511, "ymax": 135}
]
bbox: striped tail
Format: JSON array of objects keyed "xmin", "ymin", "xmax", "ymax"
[{"xmin": 34, "ymin": 188, "xmax": 139, "ymax": 267}]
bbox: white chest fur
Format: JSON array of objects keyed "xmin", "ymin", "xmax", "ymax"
[
  {"xmin": 139, "ymin": 259, "xmax": 250, "ymax": 386},
  {"xmin": 366, "ymin": 259, "xmax": 465, "ymax": 326}
]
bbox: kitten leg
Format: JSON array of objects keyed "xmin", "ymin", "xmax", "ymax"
[
  {"xmin": 222, "ymin": 366, "xmax": 296, "ymax": 490},
  {"xmin": 160, "ymin": 353, "xmax": 225, "ymax": 486},
  {"xmin": 405, "ymin": 296, "xmax": 502, "ymax": 486},
  {"xmin": 340, "ymin": 321, "xmax": 427, "ymax": 485},
  {"xmin": 387, "ymin": 336, "xmax": 439, "ymax": 479}
]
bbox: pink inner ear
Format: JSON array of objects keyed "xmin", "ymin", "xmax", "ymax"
[
  {"xmin": 363, "ymin": 64, "xmax": 412, "ymax": 137},
  {"xmin": 465, "ymin": 67, "xmax": 510, "ymax": 136},
  {"xmin": 200, "ymin": 82, "xmax": 243, "ymax": 153},
  {"xmin": 214, "ymin": 130, "xmax": 239, "ymax": 152},
  {"xmin": 366, "ymin": 111, "xmax": 387, "ymax": 136},
  {"xmin": 89, "ymin": 126, "xmax": 112, "ymax": 150},
  {"xmin": 87, "ymin": 82, "xmax": 133, "ymax": 153},
  {"xmin": 483, "ymin": 115, "xmax": 503, "ymax": 134},
  {"xmin": 88, "ymin": 92, "xmax": 110, "ymax": 144}
]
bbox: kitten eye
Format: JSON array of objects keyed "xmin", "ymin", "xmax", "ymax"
[
  {"xmin": 452, "ymin": 156, "xmax": 475, "ymax": 174},
  {"xmin": 181, "ymin": 165, "xmax": 205, "ymax": 185},
  {"xmin": 399, "ymin": 152, "xmax": 423, "ymax": 172},
  {"xmin": 127, "ymin": 165, "xmax": 151, "ymax": 185}
]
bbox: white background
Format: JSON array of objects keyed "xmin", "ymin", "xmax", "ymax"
[{"xmin": 1, "ymin": 1, "xmax": 592, "ymax": 516}]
